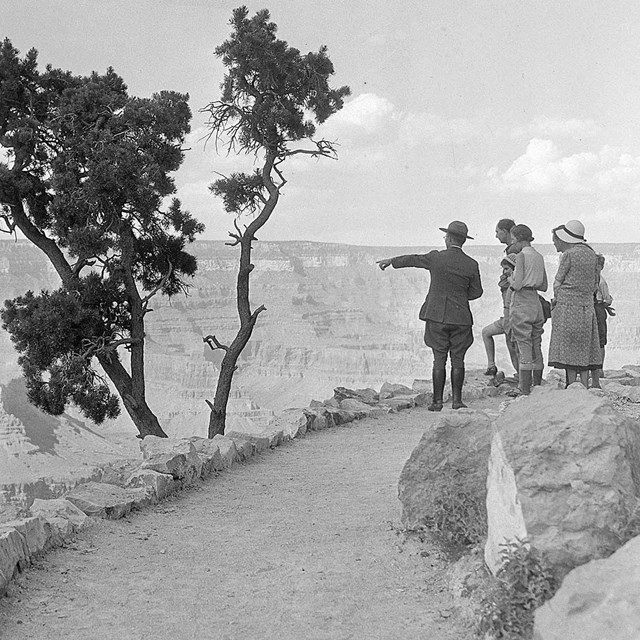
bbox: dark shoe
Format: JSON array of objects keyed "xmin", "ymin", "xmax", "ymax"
[
  {"xmin": 451, "ymin": 367, "xmax": 466, "ymax": 408},
  {"xmin": 484, "ymin": 365, "xmax": 498, "ymax": 377},
  {"xmin": 427, "ymin": 402, "xmax": 444, "ymax": 412}
]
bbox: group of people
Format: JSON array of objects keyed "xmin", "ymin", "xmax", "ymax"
[{"xmin": 378, "ymin": 218, "xmax": 613, "ymax": 411}]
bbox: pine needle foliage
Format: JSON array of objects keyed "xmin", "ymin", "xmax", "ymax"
[
  {"xmin": 0, "ymin": 39, "xmax": 203, "ymax": 437},
  {"xmin": 202, "ymin": 7, "xmax": 350, "ymax": 436}
]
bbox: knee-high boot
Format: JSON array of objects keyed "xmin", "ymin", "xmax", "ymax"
[
  {"xmin": 429, "ymin": 368, "xmax": 446, "ymax": 411},
  {"xmin": 451, "ymin": 367, "xmax": 467, "ymax": 409},
  {"xmin": 519, "ymin": 369, "xmax": 533, "ymax": 395},
  {"xmin": 532, "ymin": 370, "xmax": 543, "ymax": 386}
]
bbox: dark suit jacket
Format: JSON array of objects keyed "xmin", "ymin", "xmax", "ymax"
[{"xmin": 391, "ymin": 247, "xmax": 483, "ymax": 325}]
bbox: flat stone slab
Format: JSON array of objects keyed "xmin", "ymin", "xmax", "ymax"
[{"xmin": 65, "ymin": 482, "xmax": 152, "ymax": 520}]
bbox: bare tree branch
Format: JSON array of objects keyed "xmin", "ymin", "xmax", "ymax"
[{"xmin": 203, "ymin": 334, "xmax": 230, "ymax": 352}]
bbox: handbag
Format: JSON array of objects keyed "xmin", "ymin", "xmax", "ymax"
[{"xmin": 538, "ymin": 295, "xmax": 552, "ymax": 322}]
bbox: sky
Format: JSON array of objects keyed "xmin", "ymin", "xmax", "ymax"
[{"xmin": 4, "ymin": 0, "xmax": 640, "ymax": 246}]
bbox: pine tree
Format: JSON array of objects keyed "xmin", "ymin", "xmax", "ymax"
[
  {"xmin": 0, "ymin": 39, "xmax": 203, "ymax": 438},
  {"xmin": 202, "ymin": 7, "xmax": 350, "ymax": 437}
]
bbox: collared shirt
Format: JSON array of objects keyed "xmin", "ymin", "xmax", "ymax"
[{"xmin": 511, "ymin": 246, "xmax": 548, "ymax": 292}]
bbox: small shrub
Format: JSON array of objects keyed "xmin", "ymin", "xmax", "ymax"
[
  {"xmin": 425, "ymin": 469, "xmax": 487, "ymax": 549},
  {"xmin": 476, "ymin": 538, "xmax": 559, "ymax": 640}
]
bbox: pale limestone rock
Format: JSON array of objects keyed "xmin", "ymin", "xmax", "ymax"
[
  {"xmin": 323, "ymin": 406, "xmax": 356, "ymax": 425},
  {"xmin": 381, "ymin": 396, "xmax": 416, "ymax": 412},
  {"xmin": 99, "ymin": 459, "xmax": 142, "ymax": 487},
  {"xmin": 139, "ymin": 436, "xmax": 203, "ymax": 484},
  {"xmin": 533, "ymin": 535, "xmax": 640, "ymax": 640},
  {"xmin": 339, "ymin": 398, "xmax": 379, "ymax": 417},
  {"xmin": 225, "ymin": 427, "xmax": 285, "ymax": 452},
  {"xmin": 267, "ymin": 409, "xmax": 310, "ymax": 438},
  {"xmin": 485, "ymin": 384, "xmax": 640, "ymax": 575},
  {"xmin": 398, "ymin": 410, "xmax": 493, "ymax": 530},
  {"xmin": 211, "ymin": 435, "xmax": 238, "ymax": 468},
  {"xmin": 412, "ymin": 379, "xmax": 430, "ymax": 393},
  {"xmin": 333, "ymin": 386, "xmax": 379, "ymax": 405},
  {"xmin": 0, "ymin": 527, "xmax": 26, "ymax": 595},
  {"xmin": 304, "ymin": 406, "xmax": 336, "ymax": 430},
  {"xmin": 0, "ymin": 517, "xmax": 47, "ymax": 559},
  {"xmin": 65, "ymin": 482, "xmax": 152, "ymax": 519},
  {"xmin": 225, "ymin": 436, "xmax": 256, "ymax": 461},
  {"xmin": 125, "ymin": 469, "xmax": 176, "ymax": 501},
  {"xmin": 29, "ymin": 497, "xmax": 89, "ymax": 544},
  {"xmin": 602, "ymin": 381, "xmax": 640, "ymax": 402},
  {"xmin": 188, "ymin": 437, "xmax": 224, "ymax": 475},
  {"xmin": 379, "ymin": 382, "xmax": 413, "ymax": 400}
]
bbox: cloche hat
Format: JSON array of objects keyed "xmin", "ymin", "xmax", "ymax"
[
  {"xmin": 555, "ymin": 220, "xmax": 586, "ymax": 244},
  {"xmin": 439, "ymin": 220, "xmax": 474, "ymax": 240}
]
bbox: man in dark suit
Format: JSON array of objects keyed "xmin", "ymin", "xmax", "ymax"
[{"xmin": 378, "ymin": 221, "xmax": 483, "ymax": 411}]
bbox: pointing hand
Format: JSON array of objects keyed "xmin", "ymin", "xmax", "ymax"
[{"xmin": 377, "ymin": 259, "xmax": 392, "ymax": 271}]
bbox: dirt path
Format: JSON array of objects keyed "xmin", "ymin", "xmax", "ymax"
[{"xmin": 0, "ymin": 406, "xmax": 474, "ymax": 640}]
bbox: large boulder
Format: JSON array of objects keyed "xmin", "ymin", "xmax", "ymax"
[
  {"xmin": 485, "ymin": 384, "xmax": 640, "ymax": 575},
  {"xmin": 398, "ymin": 410, "xmax": 493, "ymax": 537},
  {"xmin": 533, "ymin": 534, "xmax": 640, "ymax": 640}
]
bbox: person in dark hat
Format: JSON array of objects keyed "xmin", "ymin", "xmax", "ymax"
[{"xmin": 377, "ymin": 221, "xmax": 483, "ymax": 410}]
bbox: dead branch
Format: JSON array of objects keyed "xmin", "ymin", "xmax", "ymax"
[
  {"xmin": 203, "ymin": 334, "xmax": 230, "ymax": 352},
  {"xmin": 250, "ymin": 304, "xmax": 267, "ymax": 322}
]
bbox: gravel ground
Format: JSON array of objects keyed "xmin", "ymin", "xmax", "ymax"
[{"xmin": 0, "ymin": 406, "xmax": 474, "ymax": 640}]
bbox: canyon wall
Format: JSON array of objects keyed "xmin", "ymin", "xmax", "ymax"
[{"xmin": 1, "ymin": 238, "xmax": 639, "ymax": 449}]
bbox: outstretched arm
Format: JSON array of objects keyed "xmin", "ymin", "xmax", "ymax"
[{"xmin": 378, "ymin": 253, "xmax": 435, "ymax": 271}]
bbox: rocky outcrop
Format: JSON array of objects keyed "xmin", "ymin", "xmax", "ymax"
[
  {"xmin": 533, "ymin": 534, "xmax": 640, "ymax": 640},
  {"xmin": 485, "ymin": 384, "xmax": 640, "ymax": 575}
]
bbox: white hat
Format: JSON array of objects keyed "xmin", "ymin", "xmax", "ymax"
[{"xmin": 555, "ymin": 219, "xmax": 586, "ymax": 244}]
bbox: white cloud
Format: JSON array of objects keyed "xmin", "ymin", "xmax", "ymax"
[
  {"xmin": 511, "ymin": 117, "xmax": 601, "ymax": 141},
  {"xmin": 319, "ymin": 93, "xmax": 396, "ymax": 137},
  {"xmin": 489, "ymin": 138, "xmax": 640, "ymax": 195},
  {"xmin": 398, "ymin": 112, "xmax": 481, "ymax": 147}
]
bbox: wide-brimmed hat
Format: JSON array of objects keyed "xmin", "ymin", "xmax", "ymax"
[
  {"xmin": 439, "ymin": 220, "xmax": 474, "ymax": 240},
  {"xmin": 501, "ymin": 253, "xmax": 518, "ymax": 268},
  {"xmin": 555, "ymin": 220, "xmax": 586, "ymax": 244}
]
